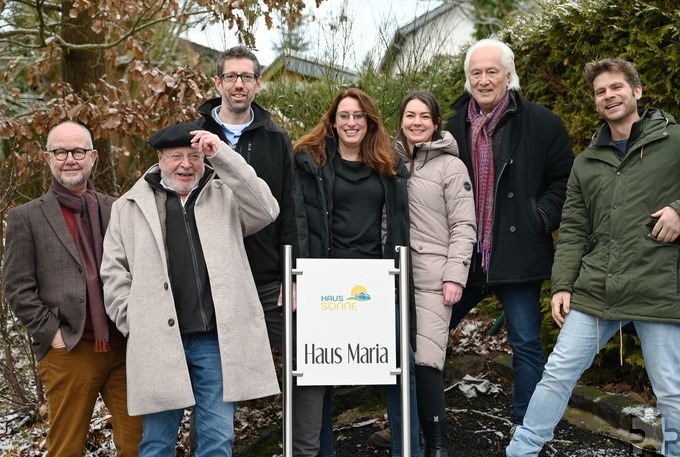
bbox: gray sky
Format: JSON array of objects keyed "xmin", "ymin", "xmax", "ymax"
[{"xmin": 186, "ymin": 0, "xmax": 443, "ymax": 69}]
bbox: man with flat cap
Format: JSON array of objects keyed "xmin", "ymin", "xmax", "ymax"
[{"xmin": 101, "ymin": 124, "xmax": 280, "ymax": 456}]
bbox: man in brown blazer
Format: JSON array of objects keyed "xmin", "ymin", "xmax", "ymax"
[{"xmin": 2, "ymin": 121, "xmax": 142, "ymax": 455}]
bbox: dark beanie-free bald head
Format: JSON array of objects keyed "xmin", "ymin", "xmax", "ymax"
[{"xmin": 148, "ymin": 122, "xmax": 195, "ymax": 149}]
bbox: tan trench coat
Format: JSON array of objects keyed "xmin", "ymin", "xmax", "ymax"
[{"xmin": 101, "ymin": 143, "xmax": 280, "ymax": 416}]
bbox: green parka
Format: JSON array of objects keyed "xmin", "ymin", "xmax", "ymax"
[{"xmin": 552, "ymin": 109, "xmax": 680, "ymax": 323}]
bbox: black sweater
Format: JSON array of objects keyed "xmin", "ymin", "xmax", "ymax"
[{"xmin": 193, "ymin": 99, "xmax": 302, "ymax": 283}]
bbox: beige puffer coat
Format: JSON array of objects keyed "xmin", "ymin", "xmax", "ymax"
[{"xmin": 397, "ymin": 131, "xmax": 477, "ymax": 370}]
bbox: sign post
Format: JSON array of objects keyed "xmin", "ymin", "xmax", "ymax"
[
  {"xmin": 282, "ymin": 246, "xmax": 411, "ymax": 456},
  {"xmin": 282, "ymin": 245, "xmax": 296, "ymax": 457},
  {"xmin": 396, "ymin": 246, "xmax": 411, "ymax": 456}
]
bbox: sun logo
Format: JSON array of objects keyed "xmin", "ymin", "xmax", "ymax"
[{"xmin": 348, "ymin": 285, "xmax": 371, "ymax": 301}]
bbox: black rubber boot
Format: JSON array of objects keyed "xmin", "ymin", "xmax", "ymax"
[
  {"xmin": 424, "ymin": 417, "xmax": 450, "ymax": 457},
  {"xmin": 420, "ymin": 424, "xmax": 428, "ymax": 456}
]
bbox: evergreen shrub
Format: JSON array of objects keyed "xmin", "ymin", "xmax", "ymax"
[{"xmin": 258, "ymin": 0, "xmax": 679, "ymax": 389}]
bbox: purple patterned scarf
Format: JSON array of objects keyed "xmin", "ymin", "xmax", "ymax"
[
  {"xmin": 51, "ymin": 179, "xmax": 110, "ymax": 352},
  {"xmin": 468, "ymin": 91, "xmax": 511, "ymax": 272}
]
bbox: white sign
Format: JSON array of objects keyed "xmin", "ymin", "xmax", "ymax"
[{"xmin": 295, "ymin": 258, "xmax": 397, "ymax": 386}]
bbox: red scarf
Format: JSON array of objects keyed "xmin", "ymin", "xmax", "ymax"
[
  {"xmin": 468, "ymin": 91, "xmax": 510, "ymax": 272},
  {"xmin": 51, "ymin": 179, "xmax": 110, "ymax": 352}
]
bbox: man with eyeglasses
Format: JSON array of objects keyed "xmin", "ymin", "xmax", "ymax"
[
  {"xmin": 100, "ymin": 122, "xmax": 280, "ymax": 456},
  {"xmin": 193, "ymin": 46, "xmax": 302, "ymax": 357},
  {"xmin": 444, "ymin": 38, "xmax": 574, "ymax": 440},
  {"xmin": 3, "ymin": 121, "xmax": 143, "ymax": 456}
]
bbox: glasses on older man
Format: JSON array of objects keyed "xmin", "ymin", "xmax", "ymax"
[
  {"xmin": 219, "ymin": 73, "xmax": 258, "ymax": 84},
  {"xmin": 162, "ymin": 152, "xmax": 204, "ymax": 163},
  {"xmin": 336, "ymin": 111, "xmax": 367, "ymax": 123},
  {"xmin": 48, "ymin": 148, "xmax": 92, "ymax": 161}
]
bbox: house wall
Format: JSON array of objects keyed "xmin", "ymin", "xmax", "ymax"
[{"xmin": 388, "ymin": 7, "xmax": 475, "ymax": 76}]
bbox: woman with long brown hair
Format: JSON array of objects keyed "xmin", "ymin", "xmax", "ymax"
[{"xmin": 293, "ymin": 88, "xmax": 421, "ymax": 457}]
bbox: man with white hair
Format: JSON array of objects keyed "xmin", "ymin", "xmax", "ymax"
[
  {"xmin": 101, "ymin": 123, "xmax": 280, "ymax": 456},
  {"xmin": 445, "ymin": 38, "xmax": 574, "ymax": 432}
]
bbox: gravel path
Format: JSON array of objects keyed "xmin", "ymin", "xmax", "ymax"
[{"xmin": 328, "ymin": 372, "xmax": 653, "ymax": 457}]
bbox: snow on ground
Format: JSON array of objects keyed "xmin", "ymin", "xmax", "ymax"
[
  {"xmin": 621, "ymin": 405, "xmax": 661, "ymax": 425},
  {"xmin": 0, "ymin": 397, "xmax": 283, "ymax": 455},
  {"xmin": 449, "ymin": 314, "xmax": 511, "ymax": 356},
  {"xmin": 1, "ymin": 315, "xmax": 641, "ymax": 456},
  {"xmin": 569, "ymin": 449, "xmax": 632, "ymax": 456}
]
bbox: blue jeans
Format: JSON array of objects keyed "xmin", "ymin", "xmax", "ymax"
[
  {"xmin": 139, "ymin": 333, "xmax": 236, "ymax": 457},
  {"xmin": 507, "ymin": 310, "xmax": 680, "ymax": 457},
  {"xmin": 317, "ymin": 386, "xmax": 334, "ymax": 457},
  {"xmin": 451, "ymin": 282, "xmax": 544, "ymax": 425}
]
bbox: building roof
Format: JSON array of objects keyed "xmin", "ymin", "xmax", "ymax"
[
  {"xmin": 262, "ymin": 54, "xmax": 358, "ymax": 83},
  {"xmin": 379, "ymin": 3, "xmax": 460, "ymax": 72},
  {"xmin": 399, "ymin": 2, "xmax": 456, "ymax": 37}
]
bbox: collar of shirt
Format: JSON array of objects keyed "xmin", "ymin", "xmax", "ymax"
[{"xmin": 211, "ymin": 106, "xmax": 254, "ymax": 146}]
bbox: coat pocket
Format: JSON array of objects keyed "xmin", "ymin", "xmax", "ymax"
[
  {"xmin": 646, "ymin": 217, "xmax": 680, "ymax": 245},
  {"xmin": 582, "ymin": 232, "xmax": 597, "ymax": 256}
]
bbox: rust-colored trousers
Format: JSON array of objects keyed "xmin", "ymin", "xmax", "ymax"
[{"xmin": 38, "ymin": 340, "xmax": 142, "ymax": 456}]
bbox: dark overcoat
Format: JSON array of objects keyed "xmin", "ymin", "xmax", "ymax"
[{"xmin": 445, "ymin": 91, "xmax": 574, "ymax": 286}]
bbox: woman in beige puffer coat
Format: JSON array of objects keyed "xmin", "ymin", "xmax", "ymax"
[{"xmin": 395, "ymin": 91, "xmax": 476, "ymax": 457}]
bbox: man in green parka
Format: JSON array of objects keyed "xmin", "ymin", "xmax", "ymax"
[{"xmin": 507, "ymin": 58, "xmax": 680, "ymax": 457}]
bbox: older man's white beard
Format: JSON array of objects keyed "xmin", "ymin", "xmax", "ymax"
[{"xmin": 160, "ymin": 171, "xmax": 199, "ymax": 196}]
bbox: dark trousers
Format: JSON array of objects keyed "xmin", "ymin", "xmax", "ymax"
[{"xmin": 449, "ymin": 282, "xmax": 545, "ymax": 424}]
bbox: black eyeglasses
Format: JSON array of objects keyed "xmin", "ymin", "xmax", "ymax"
[
  {"xmin": 48, "ymin": 148, "xmax": 92, "ymax": 161},
  {"xmin": 219, "ymin": 73, "xmax": 258, "ymax": 84}
]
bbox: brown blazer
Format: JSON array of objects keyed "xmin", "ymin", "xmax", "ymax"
[{"xmin": 2, "ymin": 188, "xmax": 115, "ymax": 360}]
